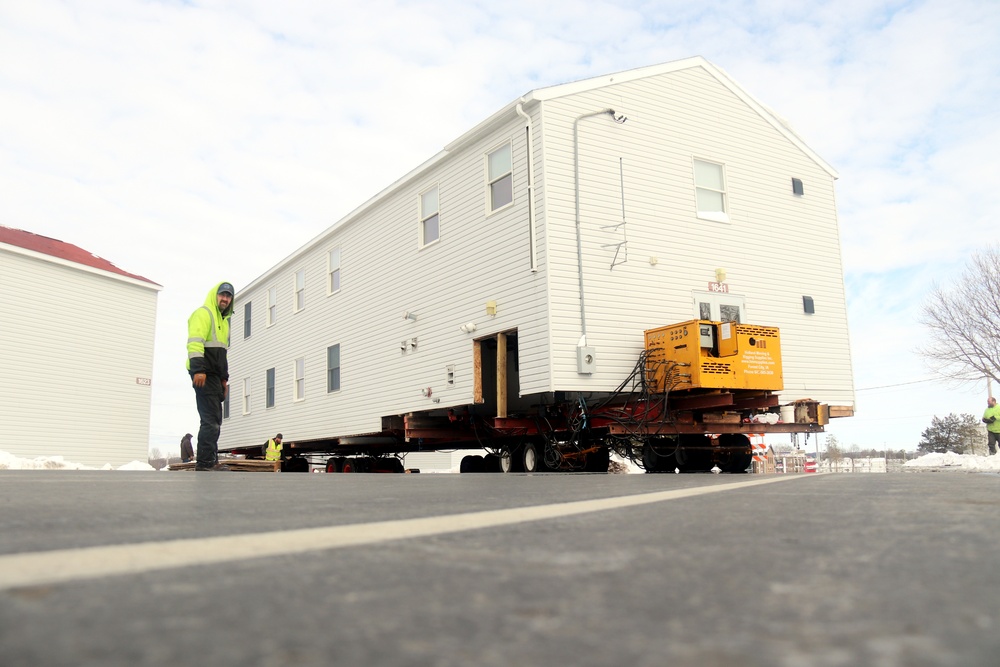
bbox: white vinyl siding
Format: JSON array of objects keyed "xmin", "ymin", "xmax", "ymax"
[
  {"xmin": 0, "ymin": 246, "xmax": 158, "ymax": 468},
  {"xmin": 242, "ymin": 378, "xmax": 252, "ymax": 414}
]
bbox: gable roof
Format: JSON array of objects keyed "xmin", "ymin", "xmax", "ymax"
[
  {"xmin": 451, "ymin": 56, "xmax": 837, "ymax": 179},
  {"xmin": 0, "ymin": 225, "xmax": 161, "ymax": 288}
]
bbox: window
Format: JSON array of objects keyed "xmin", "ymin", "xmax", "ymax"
[
  {"xmin": 294, "ymin": 357, "xmax": 305, "ymax": 401},
  {"xmin": 327, "ymin": 344, "xmax": 341, "ymax": 393},
  {"xmin": 487, "ymin": 142, "xmax": 513, "ymax": 211},
  {"xmin": 693, "ymin": 159, "xmax": 729, "ymax": 222},
  {"xmin": 266, "ymin": 367, "xmax": 275, "ymax": 408},
  {"xmin": 327, "ymin": 247, "xmax": 341, "ymax": 294},
  {"xmin": 242, "ymin": 378, "xmax": 252, "ymax": 415},
  {"xmin": 223, "ymin": 392, "xmax": 230, "ymax": 419},
  {"xmin": 420, "ymin": 186, "xmax": 439, "ymax": 246},
  {"xmin": 267, "ymin": 286, "xmax": 277, "ymax": 326},
  {"xmin": 294, "ymin": 269, "xmax": 305, "ymax": 312},
  {"xmin": 695, "ymin": 291, "xmax": 745, "ymax": 323},
  {"xmin": 243, "ymin": 302, "xmax": 252, "ymax": 339}
]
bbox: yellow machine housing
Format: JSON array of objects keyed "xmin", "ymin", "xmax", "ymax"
[{"xmin": 644, "ymin": 320, "xmax": 783, "ymax": 392}]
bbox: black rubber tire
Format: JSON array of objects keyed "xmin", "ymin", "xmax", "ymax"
[
  {"xmin": 499, "ymin": 446, "xmax": 523, "ymax": 473},
  {"xmin": 522, "ymin": 441, "xmax": 542, "ymax": 473}
]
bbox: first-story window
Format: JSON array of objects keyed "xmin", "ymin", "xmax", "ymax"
[
  {"xmin": 223, "ymin": 391, "xmax": 230, "ymax": 419},
  {"xmin": 487, "ymin": 142, "xmax": 513, "ymax": 211},
  {"xmin": 327, "ymin": 344, "xmax": 341, "ymax": 392},
  {"xmin": 242, "ymin": 378, "xmax": 252, "ymax": 415},
  {"xmin": 294, "ymin": 357, "xmax": 305, "ymax": 401},
  {"xmin": 420, "ymin": 185, "xmax": 439, "ymax": 246},
  {"xmin": 266, "ymin": 367, "xmax": 275, "ymax": 408}
]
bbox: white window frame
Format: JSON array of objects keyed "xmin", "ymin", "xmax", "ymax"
[
  {"xmin": 242, "ymin": 378, "xmax": 252, "ymax": 415},
  {"xmin": 267, "ymin": 285, "xmax": 277, "ymax": 327},
  {"xmin": 693, "ymin": 291, "xmax": 746, "ymax": 323},
  {"xmin": 327, "ymin": 344, "xmax": 341, "ymax": 393},
  {"xmin": 266, "ymin": 367, "xmax": 275, "ymax": 409},
  {"xmin": 419, "ymin": 185, "xmax": 440, "ymax": 247},
  {"xmin": 243, "ymin": 301, "xmax": 252, "ymax": 339},
  {"xmin": 327, "ymin": 247, "xmax": 341, "ymax": 295},
  {"xmin": 693, "ymin": 158, "xmax": 730, "ymax": 223},
  {"xmin": 294, "ymin": 268, "xmax": 305, "ymax": 313},
  {"xmin": 486, "ymin": 141, "xmax": 513, "ymax": 213},
  {"xmin": 293, "ymin": 357, "xmax": 305, "ymax": 402}
]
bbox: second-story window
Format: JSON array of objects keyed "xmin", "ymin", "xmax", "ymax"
[
  {"xmin": 487, "ymin": 142, "xmax": 513, "ymax": 211},
  {"xmin": 266, "ymin": 367, "xmax": 275, "ymax": 408},
  {"xmin": 693, "ymin": 158, "xmax": 729, "ymax": 223},
  {"xmin": 267, "ymin": 285, "xmax": 277, "ymax": 326},
  {"xmin": 294, "ymin": 269, "xmax": 305, "ymax": 312},
  {"xmin": 294, "ymin": 357, "xmax": 305, "ymax": 401},
  {"xmin": 243, "ymin": 302, "xmax": 252, "ymax": 339},
  {"xmin": 328, "ymin": 247, "xmax": 341, "ymax": 294},
  {"xmin": 420, "ymin": 186, "xmax": 439, "ymax": 246}
]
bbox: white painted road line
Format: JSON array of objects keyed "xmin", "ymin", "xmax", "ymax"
[{"xmin": 0, "ymin": 475, "xmax": 810, "ymax": 590}]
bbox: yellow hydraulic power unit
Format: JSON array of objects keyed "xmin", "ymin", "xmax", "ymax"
[{"xmin": 644, "ymin": 320, "xmax": 783, "ymax": 393}]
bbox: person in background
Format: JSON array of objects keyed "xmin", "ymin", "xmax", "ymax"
[
  {"xmin": 180, "ymin": 433, "xmax": 194, "ymax": 463},
  {"xmin": 187, "ymin": 282, "xmax": 234, "ymax": 471},
  {"xmin": 265, "ymin": 433, "xmax": 284, "ymax": 462},
  {"xmin": 983, "ymin": 396, "xmax": 1000, "ymax": 455}
]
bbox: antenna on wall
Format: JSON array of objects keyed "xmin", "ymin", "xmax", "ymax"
[{"xmin": 601, "ymin": 157, "xmax": 628, "ymax": 270}]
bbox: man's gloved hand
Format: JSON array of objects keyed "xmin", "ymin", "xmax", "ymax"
[
  {"xmin": 192, "ymin": 373, "xmax": 207, "ymax": 387},
  {"xmin": 990, "ymin": 416, "xmax": 997, "ymax": 424}
]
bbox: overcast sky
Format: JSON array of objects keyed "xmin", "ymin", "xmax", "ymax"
[{"xmin": 2, "ymin": 0, "xmax": 996, "ymax": 454}]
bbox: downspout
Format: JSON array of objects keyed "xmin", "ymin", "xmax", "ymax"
[
  {"xmin": 573, "ymin": 108, "xmax": 622, "ymax": 349},
  {"xmin": 515, "ymin": 101, "xmax": 537, "ymax": 272}
]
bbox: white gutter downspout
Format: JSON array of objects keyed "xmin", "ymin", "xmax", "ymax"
[
  {"xmin": 515, "ymin": 101, "xmax": 537, "ymax": 272},
  {"xmin": 573, "ymin": 109, "xmax": 622, "ymax": 370}
]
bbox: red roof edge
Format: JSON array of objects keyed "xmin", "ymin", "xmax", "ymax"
[{"xmin": 0, "ymin": 225, "xmax": 160, "ymax": 287}]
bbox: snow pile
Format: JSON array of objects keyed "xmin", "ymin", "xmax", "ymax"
[
  {"xmin": 0, "ymin": 450, "xmax": 154, "ymax": 471},
  {"xmin": 904, "ymin": 451, "xmax": 1000, "ymax": 472}
]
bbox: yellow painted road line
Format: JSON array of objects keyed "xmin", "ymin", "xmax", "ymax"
[{"xmin": 0, "ymin": 475, "xmax": 811, "ymax": 590}]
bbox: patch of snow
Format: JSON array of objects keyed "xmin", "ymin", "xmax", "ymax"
[
  {"xmin": 0, "ymin": 450, "xmax": 154, "ymax": 471},
  {"xmin": 904, "ymin": 451, "xmax": 1000, "ymax": 472}
]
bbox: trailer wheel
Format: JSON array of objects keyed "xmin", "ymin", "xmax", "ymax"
[
  {"xmin": 522, "ymin": 440, "xmax": 542, "ymax": 473},
  {"xmin": 642, "ymin": 442, "xmax": 663, "ymax": 473},
  {"xmin": 499, "ymin": 446, "xmax": 523, "ymax": 473},
  {"xmin": 482, "ymin": 454, "xmax": 501, "ymax": 473},
  {"xmin": 325, "ymin": 457, "xmax": 341, "ymax": 473},
  {"xmin": 460, "ymin": 455, "xmax": 486, "ymax": 473},
  {"xmin": 717, "ymin": 434, "xmax": 752, "ymax": 473}
]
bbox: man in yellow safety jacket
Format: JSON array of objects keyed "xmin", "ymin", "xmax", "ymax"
[
  {"xmin": 265, "ymin": 434, "xmax": 284, "ymax": 461},
  {"xmin": 187, "ymin": 281, "xmax": 234, "ymax": 471},
  {"xmin": 983, "ymin": 397, "xmax": 1000, "ymax": 455}
]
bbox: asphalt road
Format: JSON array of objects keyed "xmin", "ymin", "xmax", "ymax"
[{"xmin": 1, "ymin": 470, "xmax": 998, "ymax": 667}]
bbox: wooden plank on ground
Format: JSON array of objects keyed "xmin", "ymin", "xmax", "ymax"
[{"xmin": 167, "ymin": 460, "xmax": 280, "ymax": 472}]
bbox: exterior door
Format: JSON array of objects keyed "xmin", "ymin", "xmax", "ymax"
[{"xmin": 693, "ymin": 291, "xmax": 746, "ymax": 323}]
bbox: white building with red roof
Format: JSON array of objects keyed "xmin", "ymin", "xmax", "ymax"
[{"xmin": 0, "ymin": 225, "xmax": 161, "ymax": 467}]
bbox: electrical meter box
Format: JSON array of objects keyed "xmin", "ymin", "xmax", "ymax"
[{"xmin": 644, "ymin": 320, "xmax": 783, "ymax": 392}]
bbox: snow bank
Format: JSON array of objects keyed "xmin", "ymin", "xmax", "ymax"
[
  {"xmin": 0, "ymin": 450, "xmax": 154, "ymax": 471},
  {"xmin": 904, "ymin": 451, "xmax": 1000, "ymax": 472}
]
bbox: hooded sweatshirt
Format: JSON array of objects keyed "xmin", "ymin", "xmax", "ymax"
[{"xmin": 187, "ymin": 281, "xmax": 233, "ymax": 380}]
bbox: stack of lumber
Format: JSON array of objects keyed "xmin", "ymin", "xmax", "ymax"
[{"xmin": 168, "ymin": 459, "xmax": 280, "ymax": 472}]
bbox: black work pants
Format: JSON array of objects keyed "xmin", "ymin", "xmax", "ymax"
[
  {"xmin": 194, "ymin": 377, "xmax": 225, "ymax": 468},
  {"xmin": 988, "ymin": 431, "xmax": 1000, "ymax": 456}
]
